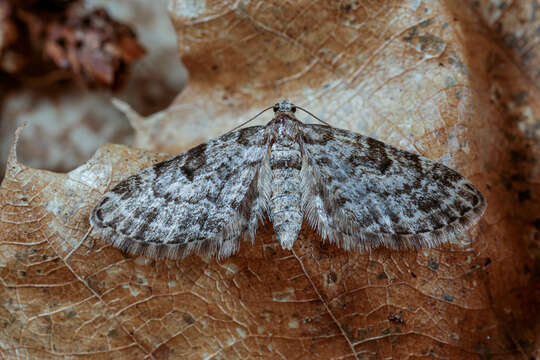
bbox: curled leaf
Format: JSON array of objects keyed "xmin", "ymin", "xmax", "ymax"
[{"xmin": 1, "ymin": 1, "xmax": 538, "ymax": 359}]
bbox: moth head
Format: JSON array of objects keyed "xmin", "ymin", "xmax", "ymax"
[{"xmin": 273, "ymin": 100, "xmax": 296, "ymax": 114}]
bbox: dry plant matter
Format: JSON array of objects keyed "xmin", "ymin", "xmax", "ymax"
[
  {"xmin": 0, "ymin": 1, "xmax": 538, "ymax": 359},
  {"xmin": 0, "ymin": 0, "xmax": 145, "ymax": 89}
]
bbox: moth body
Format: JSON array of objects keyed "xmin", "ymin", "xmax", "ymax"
[
  {"xmin": 266, "ymin": 111, "xmax": 304, "ymax": 249},
  {"xmin": 89, "ymin": 100, "xmax": 486, "ymax": 259}
]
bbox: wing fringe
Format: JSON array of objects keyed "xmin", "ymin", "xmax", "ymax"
[
  {"xmin": 89, "ymin": 218, "xmax": 255, "ymax": 260},
  {"xmin": 305, "ymin": 180, "xmax": 486, "ymax": 251}
]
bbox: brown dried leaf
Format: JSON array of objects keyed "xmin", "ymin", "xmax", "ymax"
[
  {"xmin": 1, "ymin": 0, "xmax": 145, "ymax": 89},
  {"xmin": 36, "ymin": 6, "xmax": 146, "ymax": 89},
  {"xmin": 1, "ymin": 1, "xmax": 538, "ymax": 359},
  {"xmin": 0, "ymin": 0, "xmax": 27, "ymax": 73}
]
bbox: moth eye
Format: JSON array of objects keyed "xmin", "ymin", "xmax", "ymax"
[
  {"xmin": 273, "ymin": 104, "xmax": 279, "ymax": 112},
  {"xmin": 291, "ymin": 106, "xmax": 296, "ymax": 113}
]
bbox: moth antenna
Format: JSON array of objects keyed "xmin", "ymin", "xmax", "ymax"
[
  {"xmin": 228, "ymin": 105, "xmax": 274, "ymax": 133},
  {"xmin": 296, "ymin": 105, "xmax": 332, "ymax": 127}
]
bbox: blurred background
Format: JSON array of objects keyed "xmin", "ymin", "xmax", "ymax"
[{"xmin": 0, "ymin": 0, "xmax": 187, "ymax": 179}]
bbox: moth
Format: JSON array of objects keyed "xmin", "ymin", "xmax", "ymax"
[{"xmin": 90, "ymin": 101, "xmax": 486, "ymax": 259}]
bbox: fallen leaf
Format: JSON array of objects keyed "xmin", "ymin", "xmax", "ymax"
[{"xmin": 1, "ymin": 1, "xmax": 538, "ymax": 359}]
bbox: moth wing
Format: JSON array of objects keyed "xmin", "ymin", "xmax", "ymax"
[
  {"xmin": 300, "ymin": 124, "xmax": 486, "ymax": 251},
  {"xmin": 90, "ymin": 126, "xmax": 268, "ymax": 259}
]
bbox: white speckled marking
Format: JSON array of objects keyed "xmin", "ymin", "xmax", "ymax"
[{"xmin": 90, "ymin": 101, "xmax": 486, "ymax": 259}]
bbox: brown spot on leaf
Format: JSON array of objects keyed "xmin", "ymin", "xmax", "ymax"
[
  {"xmin": 182, "ymin": 312, "xmax": 195, "ymax": 325},
  {"xmin": 327, "ymin": 271, "xmax": 337, "ymax": 284}
]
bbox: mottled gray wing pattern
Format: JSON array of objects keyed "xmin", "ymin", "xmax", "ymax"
[
  {"xmin": 90, "ymin": 126, "xmax": 268, "ymax": 259},
  {"xmin": 300, "ymin": 124, "xmax": 486, "ymax": 251}
]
